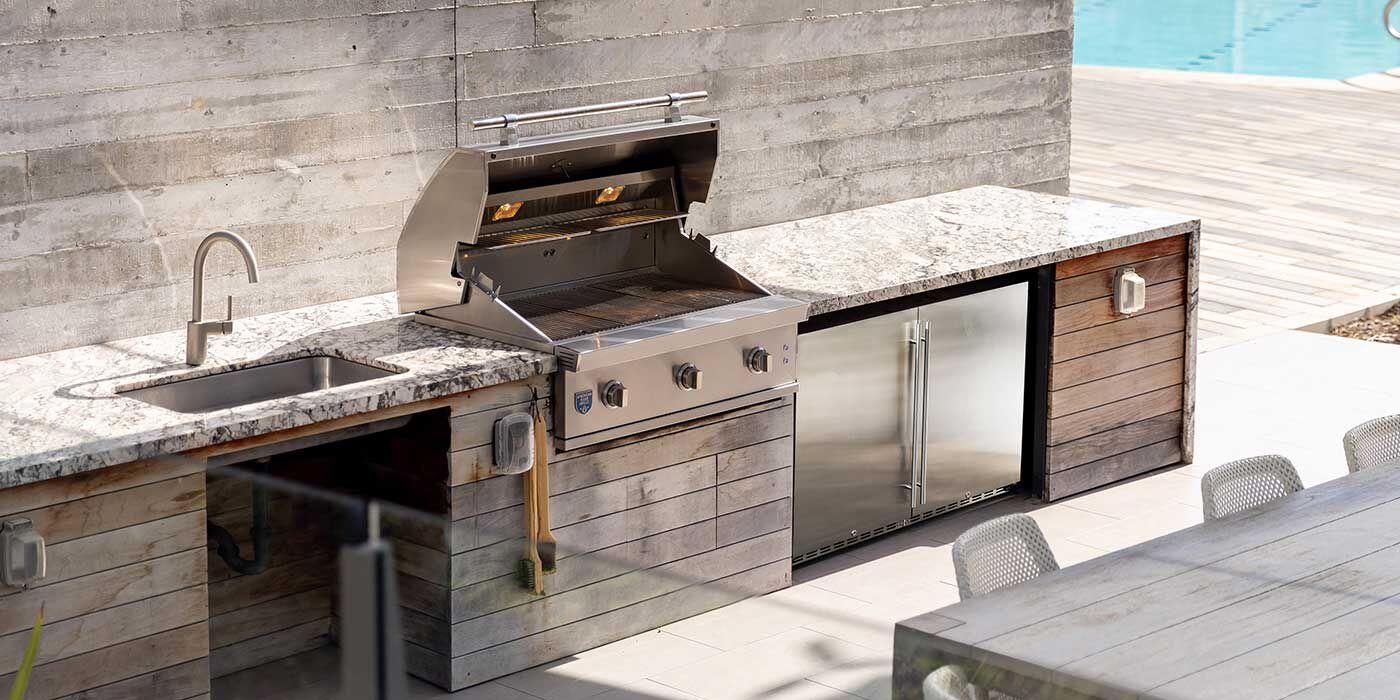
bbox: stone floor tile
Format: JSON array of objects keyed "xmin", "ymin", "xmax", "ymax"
[
  {"xmin": 661, "ymin": 583, "xmax": 868, "ymax": 651},
  {"xmin": 802, "ymin": 584, "xmax": 960, "ymax": 653},
  {"xmin": 806, "ymin": 544, "xmax": 958, "ymax": 604},
  {"xmin": 1045, "ymin": 536, "xmax": 1109, "ymax": 568},
  {"xmin": 412, "ymin": 681, "xmax": 546, "ymax": 700},
  {"xmin": 650, "ymin": 629, "xmax": 869, "ymax": 700},
  {"xmin": 806, "ymin": 653, "xmax": 893, "ymax": 700},
  {"xmin": 794, "ymin": 552, "xmax": 866, "ymax": 585},
  {"xmin": 496, "ymin": 631, "xmax": 720, "ymax": 700},
  {"xmin": 589, "ymin": 680, "xmax": 706, "ymax": 700},
  {"xmin": 1068, "ymin": 502, "xmax": 1204, "ymax": 552},
  {"xmin": 1025, "ymin": 502, "xmax": 1121, "ymax": 538}
]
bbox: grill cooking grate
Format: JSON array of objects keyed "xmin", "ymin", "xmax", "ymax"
[{"xmin": 510, "ymin": 272, "xmax": 764, "ymax": 341}]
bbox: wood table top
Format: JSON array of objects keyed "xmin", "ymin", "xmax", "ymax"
[{"xmin": 895, "ymin": 464, "xmax": 1400, "ymax": 699}]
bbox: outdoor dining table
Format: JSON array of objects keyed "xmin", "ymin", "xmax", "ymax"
[{"xmin": 892, "ymin": 463, "xmax": 1400, "ymax": 699}]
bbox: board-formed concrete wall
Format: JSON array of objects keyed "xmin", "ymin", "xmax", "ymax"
[{"xmin": 0, "ymin": 0, "xmax": 1071, "ymax": 360}]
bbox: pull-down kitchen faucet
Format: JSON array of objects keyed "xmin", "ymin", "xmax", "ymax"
[{"xmin": 187, "ymin": 230, "xmax": 260, "ymax": 365}]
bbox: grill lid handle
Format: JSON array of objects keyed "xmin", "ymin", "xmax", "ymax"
[{"xmin": 471, "ymin": 91, "xmax": 708, "ymax": 145}]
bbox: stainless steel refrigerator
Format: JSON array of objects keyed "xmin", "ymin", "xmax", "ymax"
[{"xmin": 793, "ymin": 280, "xmax": 1029, "ymax": 561}]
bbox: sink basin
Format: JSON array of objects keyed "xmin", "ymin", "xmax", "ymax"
[{"xmin": 119, "ymin": 355, "xmax": 402, "ymax": 413}]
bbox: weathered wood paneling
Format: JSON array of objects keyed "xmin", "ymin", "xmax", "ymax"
[
  {"xmin": 1052, "ymin": 307, "xmax": 1187, "ymax": 362},
  {"xmin": 1054, "ymin": 235, "xmax": 1187, "ymax": 279},
  {"xmin": 447, "ymin": 558, "xmax": 791, "ymax": 687},
  {"xmin": 1049, "ymin": 386, "xmax": 1184, "ymax": 446},
  {"xmin": 405, "ymin": 387, "xmax": 796, "ymax": 690},
  {"xmin": 1048, "ymin": 412, "xmax": 1184, "ymax": 473},
  {"xmin": 0, "ymin": 623, "xmax": 210, "ymax": 700},
  {"xmin": 1043, "ymin": 235, "xmax": 1191, "ymax": 500},
  {"xmin": 1043, "ymin": 440, "xmax": 1186, "ymax": 508},
  {"xmin": 1049, "ymin": 359, "xmax": 1185, "ymax": 419},
  {"xmin": 1050, "ymin": 333, "xmax": 1185, "ymax": 391},
  {"xmin": 0, "ymin": 464, "xmax": 209, "ymax": 699},
  {"xmin": 1052, "ymin": 279, "xmax": 1186, "ymax": 336},
  {"xmin": 1054, "ymin": 254, "xmax": 1187, "ymax": 307}
]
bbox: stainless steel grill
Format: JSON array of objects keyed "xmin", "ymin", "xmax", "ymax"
[{"xmin": 396, "ymin": 92, "xmax": 807, "ymax": 450}]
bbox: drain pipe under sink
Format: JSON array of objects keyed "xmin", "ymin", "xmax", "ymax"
[{"xmin": 208, "ymin": 481, "xmax": 271, "ymax": 575}]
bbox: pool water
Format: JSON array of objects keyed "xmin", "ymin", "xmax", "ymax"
[{"xmin": 1075, "ymin": 0, "xmax": 1400, "ymax": 79}]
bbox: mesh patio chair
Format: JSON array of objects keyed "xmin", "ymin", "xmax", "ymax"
[
  {"xmin": 951, "ymin": 513, "xmax": 1060, "ymax": 601},
  {"xmin": 1343, "ymin": 414, "xmax": 1400, "ymax": 473},
  {"xmin": 1200, "ymin": 455, "xmax": 1304, "ymax": 521}
]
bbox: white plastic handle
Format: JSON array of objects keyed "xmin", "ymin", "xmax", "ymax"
[{"xmin": 1387, "ymin": 0, "xmax": 1400, "ymax": 40}]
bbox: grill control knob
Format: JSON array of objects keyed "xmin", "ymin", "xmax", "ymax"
[
  {"xmin": 601, "ymin": 380, "xmax": 629, "ymax": 409},
  {"xmin": 675, "ymin": 363, "xmax": 703, "ymax": 391},
  {"xmin": 746, "ymin": 347, "xmax": 773, "ymax": 374}
]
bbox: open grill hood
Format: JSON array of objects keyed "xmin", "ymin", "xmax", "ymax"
[
  {"xmin": 395, "ymin": 101, "xmax": 807, "ymax": 374},
  {"xmin": 396, "ymin": 116, "xmax": 722, "ymax": 315}
]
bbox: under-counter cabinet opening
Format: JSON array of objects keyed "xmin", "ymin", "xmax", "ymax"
[
  {"xmin": 206, "ymin": 409, "xmax": 451, "ymax": 698},
  {"xmin": 793, "ymin": 270, "xmax": 1051, "ymax": 562}
]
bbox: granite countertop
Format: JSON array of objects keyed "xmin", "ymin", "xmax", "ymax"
[
  {"xmin": 715, "ymin": 185, "xmax": 1200, "ymax": 316},
  {"xmin": 0, "ymin": 185, "xmax": 1198, "ymax": 490},
  {"xmin": 0, "ymin": 294, "xmax": 553, "ymax": 487}
]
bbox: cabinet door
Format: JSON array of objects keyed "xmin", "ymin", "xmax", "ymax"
[
  {"xmin": 917, "ymin": 282, "xmax": 1028, "ymax": 514},
  {"xmin": 794, "ymin": 308, "xmax": 919, "ymax": 558}
]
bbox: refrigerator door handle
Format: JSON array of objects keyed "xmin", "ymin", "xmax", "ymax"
[
  {"xmin": 906, "ymin": 320, "xmax": 924, "ymax": 509},
  {"xmin": 917, "ymin": 320, "xmax": 932, "ymax": 507}
]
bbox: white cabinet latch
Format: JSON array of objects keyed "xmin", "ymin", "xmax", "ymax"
[
  {"xmin": 1114, "ymin": 266, "xmax": 1147, "ymax": 315},
  {"xmin": 1, "ymin": 518, "xmax": 45, "ymax": 588}
]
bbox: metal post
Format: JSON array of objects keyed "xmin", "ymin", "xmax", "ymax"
[{"xmin": 339, "ymin": 501, "xmax": 407, "ymax": 700}]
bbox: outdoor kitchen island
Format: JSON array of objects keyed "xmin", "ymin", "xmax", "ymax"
[
  {"xmin": 0, "ymin": 185, "xmax": 1198, "ymax": 699},
  {"xmin": 714, "ymin": 185, "xmax": 1201, "ymax": 560}
]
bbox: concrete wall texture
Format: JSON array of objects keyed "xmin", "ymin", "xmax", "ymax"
[{"xmin": 0, "ymin": 0, "xmax": 1071, "ymax": 360}]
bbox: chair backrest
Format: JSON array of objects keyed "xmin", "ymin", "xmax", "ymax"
[
  {"xmin": 951, "ymin": 513, "xmax": 1059, "ymax": 600},
  {"xmin": 1200, "ymin": 455, "xmax": 1303, "ymax": 521},
  {"xmin": 922, "ymin": 665, "xmax": 977, "ymax": 700},
  {"xmin": 1343, "ymin": 414, "xmax": 1400, "ymax": 473}
]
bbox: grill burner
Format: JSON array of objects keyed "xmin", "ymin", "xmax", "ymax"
[{"xmin": 395, "ymin": 92, "xmax": 807, "ymax": 450}]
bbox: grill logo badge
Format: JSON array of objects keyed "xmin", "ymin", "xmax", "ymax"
[{"xmin": 573, "ymin": 389, "xmax": 593, "ymax": 415}]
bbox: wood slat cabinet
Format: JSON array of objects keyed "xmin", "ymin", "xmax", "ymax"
[
  {"xmin": 0, "ymin": 375, "xmax": 793, "ymax": 696},
  {"xmin": 1041, "ymin": 234, "xmax": 1198, "ymax": 501},
  {"xmin": 401, "ymin": 378, "xmax": 795, "ymax": 690},
  {"xmin": 0, "ymin": 458, "xmax": 211, "ymax": 700}
]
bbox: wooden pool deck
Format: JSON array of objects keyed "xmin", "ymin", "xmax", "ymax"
[{"xmin": 1071, "ymin": 66, "xmax": 1400, "ymax": 351}]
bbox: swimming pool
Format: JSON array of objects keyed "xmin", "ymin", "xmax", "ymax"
[{"xmin": 1075, "ymin": 0, "xmax": 1400, "ymax": 79}]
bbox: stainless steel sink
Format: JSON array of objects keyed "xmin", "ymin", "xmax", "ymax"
[{"xmin": 119, "ymin": 355, "xmax": 402, "ymax": 413}]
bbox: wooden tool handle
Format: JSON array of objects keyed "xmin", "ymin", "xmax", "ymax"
[
  {"xmin": 534, "ymin": 407, "xmax": 552, "ymax": 533},
  {"xmin": 521, "ymin": 458, "xmax": 543, "ymax": 594}
]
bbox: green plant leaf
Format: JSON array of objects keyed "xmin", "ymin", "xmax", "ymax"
[{"xmin": 9, "ymin": 604, "xmax": 43, "ymax": 700}]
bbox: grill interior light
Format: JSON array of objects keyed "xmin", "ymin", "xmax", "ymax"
[
  {"xmin": 595, "ymin": 185, "xmax": 624, "ymax": 204},
  {"xmin": 492, "ymin": 201, "xmax": 523, "ymax": 221}
]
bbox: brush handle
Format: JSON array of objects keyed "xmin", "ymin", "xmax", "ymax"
[
  {"xmin": 534, "ymin": 406, "xmax": 555, "ymax": 543},
  {"xmin": 521, "ymin": 458, "xmax": 543, "ymax": 594}
]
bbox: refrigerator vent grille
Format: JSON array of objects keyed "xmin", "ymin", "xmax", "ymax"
[{"xmin": 791, "ymin": 485, "xmax": 1014, "ymax": 565}]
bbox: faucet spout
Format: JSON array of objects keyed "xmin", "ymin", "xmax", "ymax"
[{"xmin": 187, "ymin": 230, "xmax": 260, "ymax": 365}]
